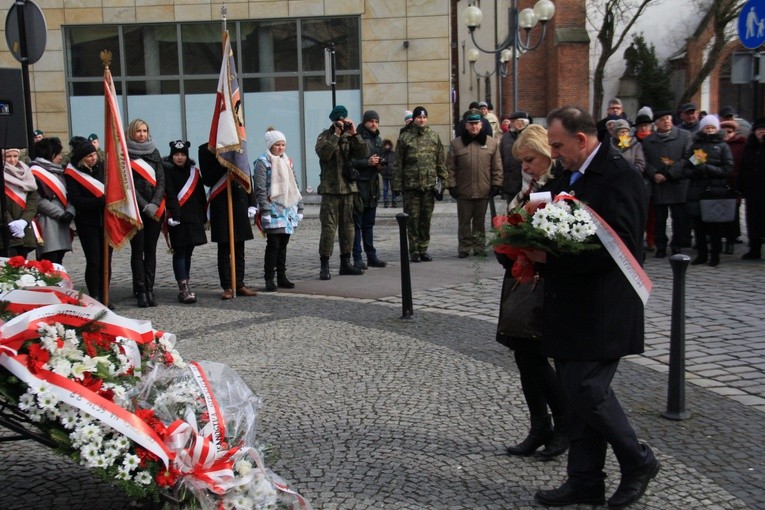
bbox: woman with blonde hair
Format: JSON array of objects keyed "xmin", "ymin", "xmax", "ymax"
[
  {"xmin": 496, "ymin": 123, "xmax": 568, "ymax": 459},
  {"xmin": 126, "ymin": 118, "xmax": 165, "ymax": 307}
]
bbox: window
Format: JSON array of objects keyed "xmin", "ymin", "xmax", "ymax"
[{"xmin": 64, "ymin": 16, "xmax": 361, "ymax": 191}]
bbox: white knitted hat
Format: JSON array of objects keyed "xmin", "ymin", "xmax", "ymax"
[{"xmin": 264, "ymin": 129, "xmax": 286, "ymax": 149}]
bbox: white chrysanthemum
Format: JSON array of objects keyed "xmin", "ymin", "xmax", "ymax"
[
  {"xmin": 105, "ymin": 435, "xmax": 131, "ymax": 453},
  {"xmin": 17, "ymin": 391, "xmax": 37, "ymax": 412},
  {"xmin": 26, "ymin": 408, "xmax": 44, "ymax": 422},
  {"xmin": 122, "ymin": 453, "xmax": 141, "ymax": 472},
  {"xmin": 80, "ymin": 442, "xmax": 100, "ymax": 460},
  {"xmin": 135, "ymin": 471, "xmax": 153, "ymax": 485},
  {"xmin": 79, "ymin": 423, "xmax": 105, "ymax": 446},
  {"xmin": 36, "ymin": 390, "xmax": 59, "ymax": 412},
  {"xmin": 49, "ymin": 357, "xmax": 73, "ymax": 378},
  {"xmin": 115, "ymin": 466, "xmax": 132, "ymax": 481},
  {"xmin": 60, "ymin": 408, "xmax": 79, "ymax": 429},
  {"xmin": 18, "ymin": 273, "xmax": 37, "ymax": 286},
  {"xmin": 235, "ymin": 459, "xmax": 253, "ymax": 476}
]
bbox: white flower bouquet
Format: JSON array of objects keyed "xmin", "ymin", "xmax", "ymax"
[{"xmin": 0, "ymin": 261, "xmax": 309, "ymax": 509}]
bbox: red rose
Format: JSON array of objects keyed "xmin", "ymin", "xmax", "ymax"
[
  {"xmin": 508, "ymin": 213, "xmax": 525, "ymax": 226},
  {"xmin": 492, "ymin": 215, "xmax": 510, "ymax": 229}
]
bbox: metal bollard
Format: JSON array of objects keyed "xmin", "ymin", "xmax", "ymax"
[
  {"xmin": 395, "ymin": 213, "xmax": 413, "ymax": 319},
  {"xmin": 662, "ymin": 253, "xmax": 691, "ymax": 420}
]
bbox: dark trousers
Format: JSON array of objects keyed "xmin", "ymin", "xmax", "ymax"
[
  {"xmin": 172, "ymin": 245, "xmax": 195, "ymax": 281},
  {"xmin": 77, "ymin": 223, "xmax": 112, "ymax": 298},
  {"xmin": 514, "ymin": 345, "xmax": 566, "ymax": 419},
  {"xmin": 217, "ymin": 241, "xmax": 245, "ymax": 290},
  {"xmin": 692, "ymin": 217, "xmax": 723, "ymax": 257},
  {"xmin": 264, "ymin": 233, "xmax": 291, "ymax": 278},
  {"xmin": 130, "ymin": 214, "xmax": 162, "ymax": 291},
  {"xmin": 654, "ymin": 203, "xmax": 690, "ymax": 250},
  {"xmin": 557, "ymin": 359, "xmax": 649, "ymax": 490},
  {"xmin": 6, "ymin": 246, "xmax": 33, "ymax": 258},
  {"xmin": 456, "ymin": 198, "xmax": 489, "ymax": 253},
  {"xmin": 353, "ymin": 206, "xmax": 378, "ymax": 261},
  {"xmin": 40, "ymin": 249, "xmax": 66, "ymax": 264}
]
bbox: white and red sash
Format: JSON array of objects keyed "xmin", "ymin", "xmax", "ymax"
[
  {"xmin": 30, "ymin": 165, "xmax": 68, "ymax": 207},
  {"xmin": 555, "ymin": 193, "xmax": 652, "ymax": 305},
  {"xmin": 64, "ymin": 164, "xmax": 104, "ymax": 198},
  {"xmin": 130, "ymin": 158, "xmax": 166, "ymax": 221},
  {"xmin": 178, "ymin": 167, "xmax": 201, "ymax": 207},
  {"xmin": 4, "ymin": 184, "xmax": 27, "ymax": 209},
  {"xmin": 206, "ymin": 175, "xmax": 227, "ymax": 220}
]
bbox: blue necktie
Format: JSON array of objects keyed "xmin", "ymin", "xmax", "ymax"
[{"xmin": 569, "ymin": 170, "xmax": 582, "ymax": 186}]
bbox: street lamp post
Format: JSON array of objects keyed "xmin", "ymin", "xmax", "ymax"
[
  {"xmin": 462, "ymin": 0, "xmax": 555, "ymax": 114},
  {"xmin": 466, "ymin": 47, "xmax": 512, "ymax": 103}
]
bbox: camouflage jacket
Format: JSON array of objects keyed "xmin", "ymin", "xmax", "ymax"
[
  {"xmin": 315, "ymin": 127, "xmax": 368, "ymax": 195},
  {"xmin": 393, "ymin": 124, "xmax": 447, "ymax": 192}
]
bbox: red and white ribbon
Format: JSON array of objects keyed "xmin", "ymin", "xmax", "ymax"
[
  {"xmin": 206, "ymin": 175, "xmax": 227, "ymax": 220},
  {"xmin": 30, "ymin": 165, "xmax": 68, "ymax": 207},
  {"xmin": 178, "ymin": 167, "xmax": 201, "ymax": 207},
  {"xmin": 555, "ymin": 193, "xmax": 652, "ymax": 304},
  {"xmin": 131, "ymin": 158, "xmax": 166, "ymax": 220},
  {"xmin": 64, "ymin": 164, "xmax": 104, "ymax": 197}
]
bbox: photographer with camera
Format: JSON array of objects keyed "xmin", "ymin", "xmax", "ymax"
[
  {"xmin": 349, "ymin": 110, "xmax": 388, "ymax": 270},
  {"xmin": 315, "ymin": 105, "xmax": 370, "ymax": 280}
]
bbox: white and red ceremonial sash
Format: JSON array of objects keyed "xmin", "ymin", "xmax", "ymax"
[
  {"xmin": 178, "ymin": 167, "xmax": 201, "ymax": 207},
  {"xmin": 206, "ymin": 175, "xmax": 227, "ymax": 220},
  {"xmin": 4, "ymin": 183, "xmax": 27, "ymax": 209},
  {"xmin": 131, "ymin": 158, "xmax": 166, "ymax": 220},
  {"xmin": 555, "ymin": 193, "xmax": 652, "ymax": 305},
  {"xmin": 64, "ymin": 164, "xmax": 104, "ymax": 197},
  {"xmin": 30, "ymin": 165, "xmax": 68, "ymax": 207}
]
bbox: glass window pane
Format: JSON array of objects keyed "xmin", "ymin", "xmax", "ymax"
[
  {"xmin": 242, "ymin": 76, "xmax": 298, "ymax": 93},
  {"xmin": 240, "ymin": 21, "xmax": 298, "ymax": 74},
  {"xmin": 182, "ymin": 24, "xmax": 234, "ymax": 75},
  {"xmin": 185, "ymin": 92, "xmax": 216, "ymax": 152},
  {"xmin": 184, "ymin": 79, "xmax": 218, "ymax": 95},
  {"xmin": 71, "ymin": 81, "xmax": 112, "ymax": 96},
  {"xmin": 123, "ymin": 25, "xmax": 178, "ymax": 76},
  {"xmin": 301, "ymin": 18, "xmax": 359, "ymax": 72},
  {"xmin": 303, "ymin": 74, "xmax": 359, "ymax": 92},
  {"xmin": 68, "ymin": 27, "xmax": 121, "ymax": 78},
  {"xmin": 126, "ymin": 80, "xmax": 179, "ymax": 95},
  {"xmin": 127, "ymin": 93, "xmax": 182, "ymax": 151}
]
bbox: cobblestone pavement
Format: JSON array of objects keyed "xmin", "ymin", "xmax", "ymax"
[{"xmin": 2, "ymin": 201, "xmax": 764, "ymax": 509}]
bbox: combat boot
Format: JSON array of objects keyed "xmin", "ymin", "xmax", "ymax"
[
  {"xmin": 320, "ymin": 257, "xmax": 331, "ymax": 280},
  {"xmin": 339, "ymin": 254, "xmax": 364, "ymax": 275}
]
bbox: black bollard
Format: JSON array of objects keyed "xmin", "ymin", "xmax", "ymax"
[
  {"xmin": 662, "ymin": 253, "xmax": 691, "ymax": 420},
  {"xmin": 395, "ymin": 213, "xmax": 413, "ymax": 319}
]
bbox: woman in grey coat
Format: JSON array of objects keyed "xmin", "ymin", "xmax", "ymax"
[{"xmin": 30, "ymin": 137, "xmax": 76, "ymax": 264}]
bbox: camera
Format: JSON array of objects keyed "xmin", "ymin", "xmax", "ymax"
[
  {"xmin": 378, "ymin": 157, "xmax": 388, "ymax": 165},
  {"xmin": 336, "ymin": 120, "xmax": 352, "ymax": 132}
]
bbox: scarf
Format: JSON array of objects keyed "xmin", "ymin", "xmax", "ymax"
[
  {"xmin": 4, "ymin": 161, "xmax": 37, "ymax": 192},
  {"xmin": 126, "ymin": 137, "xmax": 157, "ymax": 157},
  {"xmin": 31, "ymin": 157, "xmax": 65, "ymax": 175},
  {"xmin": 508, "ymin": 169, "xmax": 552, "ymax": 211},
  {"xmin": 269, "ymin": 153, "xmax": 302, "ymax": 209}
]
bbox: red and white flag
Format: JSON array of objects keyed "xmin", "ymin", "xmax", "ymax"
[
  {"xmin": 103, "ymin": 64, "xmax": 142, "ymax": 248},
  {"xmin": 208, "ymin": 31, "xmax": 252, "ymax": 193}
]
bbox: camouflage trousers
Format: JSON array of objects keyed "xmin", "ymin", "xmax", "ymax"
[
  {"xmin": 319, "ymin": 193, "xmax": 356, "ymax": 258},
  {"xmin": 402, "ymin": 190, "xmax": 435, "ymax": 256}
]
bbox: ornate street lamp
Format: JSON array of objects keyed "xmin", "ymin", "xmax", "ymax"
[
  {"xmin": 462, "ymin": 0, "xmax": 555, "ymax": 113},
  {"xmin": 466, "ymin": 47, "xmax": 512, "ymax": 101}
]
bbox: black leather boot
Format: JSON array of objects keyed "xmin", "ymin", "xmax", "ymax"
[
  {"xmin": 320, "ymin": 257, "xmax": 331, "ymax": 281},
  {"xmin": 264, "ymin": 272, "xmax": 277, "ymax": 292},
  {"xmin": 340, "ymin": 254, "xmax": 364, "ymax": 275},
  {"xmin": 276, "ymin": 272, "xmax": 295, "ymax": 289},
  {"xmin": 538, "ymin": 416, "xmax": 569, "ymax": 460},
  {"xmin": 136, "ymin": 286, "xmax": 149, "ymax": 308},
  {"xmin": 367, "ymin": 255, "xmax": 387, "ymax": 268},
  {"xmin": 146, "ymin": 289, "xmax": 157, "ymax": 307},
  {"xmin": 506, "ymin": 415, "xmax": 553, "ymax": 456},
  {"xmin": 353, "ymin": 255, "xmax": 367, "ymax": 270}
]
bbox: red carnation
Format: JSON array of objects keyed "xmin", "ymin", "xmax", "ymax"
[
  {"xmin": 155, "ymin": 467, "xmax": 180, "ymax": 488},
  {"xmin": 7, "ymin": 256, "xmax": 26, "ymax": 268},
  {"xmin": 26, "ymin": 343, "xmax": 50, "ymax": 372}
]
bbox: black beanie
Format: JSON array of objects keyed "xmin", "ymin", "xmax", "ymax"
[
  {"xmin": 169, "ymin": 140, "xmax": 190, "ymax": 157},
  {"xmin": 362, "ymin": 110, "xmax": 380, "ymax": 123},
  {"xmin": 70, "ymin": 139, "xmax": 97, "ymax": 165},
  {"xmin": 413, "ymin": 106, "xmax": 428, "ymax": 118}
]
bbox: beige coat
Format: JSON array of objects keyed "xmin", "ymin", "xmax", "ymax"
[{"xmin": 446, "ymin": 134, "xmax": 503, "ymax": 199}]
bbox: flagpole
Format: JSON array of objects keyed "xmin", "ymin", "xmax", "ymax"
[
  {"xmin": 221, "ymin": 4, "xmax": 237, "ymax": 297},
  {"xmin": 102, "ymin": 52, "xmax": 112, "ymax": 308}
]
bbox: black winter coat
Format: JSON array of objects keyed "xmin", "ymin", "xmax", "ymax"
[
  {"xmin": 197, "ymin": 144, "xmax": 255, "ymax": 244},
  {"xmin": 682, "ymin": 131, "xmax": 733, "ymax": 210},
  {"xmin": 541, "ymin": 142, "xmax": 647, "ymax": 361},
  {"xmin": 163, "ymin": 157, "xmax": 208, "ymax": 250},
  {"xmin": 65, "ymin": 162, "xmax": 105, "ymax": 228},
  {"xmin": 128, "ymin": 148, "xmax": 165, "ymax": 211},
  {"xmin": 739, "ymin": 135, "xmax": 765, "ymax": 237},
  {"xmin": 351, "ymin": 124, "xmax": 384, "ymax": 207}
]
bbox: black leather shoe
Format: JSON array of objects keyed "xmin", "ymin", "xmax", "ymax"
[
  {"xmin": 419, "ymin": 252, "xmax": 432, "ymax": 262},
  {"xmin": 146, "ymin": 291, "xmax": 157, "ymax": 307},
  {"xmin": 690, "ymin": 256, "xmax": 708, "ymax": 265},
  {"xmin": 458, "ymin": 252, "xmax": 469, "ymax": 259},
  {"xmin": 535, "ymin": 481, "xmax": 605, "ymax": 507},
  {"xmin": 367, "ymin": 257, "xmax": 387, "ymax": 268},
  {"xmin": 655, "ymin": 249, "xmax": 666, "ymax": 258},
  {"xmin": 136, "ymin": 292, "xmax": 149, "ymax": 308},
  {"xmin": 607, "ymin": 454, "xmax": 660, "ymax": 508}
]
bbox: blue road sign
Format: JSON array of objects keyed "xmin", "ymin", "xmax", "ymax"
[{"xmin": 739, "ymin": 0, "xmax": 765, "ymax": 49}]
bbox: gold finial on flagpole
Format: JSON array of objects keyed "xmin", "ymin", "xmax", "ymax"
[{"xmin": 100, "ymin": 50, "xmax": 112, "ymax": 69}]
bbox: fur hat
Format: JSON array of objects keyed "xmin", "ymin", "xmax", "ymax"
[
  {"xmin": 264, "ymin": 129, "xmax": 286, "ymax": 150},
  {"xmin": 169, "ymin": 140, "xmax": 190, "ymax": 157},
  {"xmin": 698, "ymin": 115, "xmax": 720, "ymax": 132},
  {"xmin": 329, "ymin": 105, "xmax": 348, "ymax": 122}
]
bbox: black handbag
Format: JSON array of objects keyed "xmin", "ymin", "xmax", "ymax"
[
  {"xmin": 497, "ymin": 273, "xmax": 544, "ymax": 339},
  {"xmin": 699, "ymin": 187, "xmax": 737, "ymax": 223}
]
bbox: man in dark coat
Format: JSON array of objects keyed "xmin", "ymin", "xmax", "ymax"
[
  {"xmin": 499, "ymin": 111, "xmax": 532, "ymax": 202},
  {"xmin": 198, "ymin": 144, "xmax": 257, "ymax": 300},
  {"xmin": 534, "ymin": 106, "xmax": 658, "ymax": 508}
]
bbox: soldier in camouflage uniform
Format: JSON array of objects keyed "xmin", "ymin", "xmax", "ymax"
[
  {"xmin": 393, "ymin": 106, "xmax": 448, "ymax": 262},
  {"xmin": 315, "ymin": 105, "xmax": 369, "ymax": 280}
]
